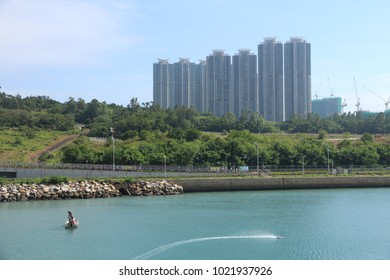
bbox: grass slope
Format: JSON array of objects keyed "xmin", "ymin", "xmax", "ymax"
[{"xmin": 0, "ymin": 128, "xmax": 78, "ymax": 162}]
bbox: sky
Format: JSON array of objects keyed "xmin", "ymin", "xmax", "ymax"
[{"xmin": 1, "ymin": 0, "xmax": 390, "ymax": 113}]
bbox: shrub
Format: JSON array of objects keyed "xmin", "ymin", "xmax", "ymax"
[
  {"xmin": 0, "ymin": 177, "xmax": 6, "ymax": 185},
  {"xmin": 40, "ymin": 176, "xmax": 69, "ymax": 185}
]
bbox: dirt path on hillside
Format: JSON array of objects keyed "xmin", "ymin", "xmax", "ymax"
[{"xmin": 29, "ymin": 134, "xmax": 79, "ymax": 161}]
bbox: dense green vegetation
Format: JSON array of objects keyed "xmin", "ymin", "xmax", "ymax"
[{"xmin": 1, "ymin": 92, "xmax": 389, "ymax": 167}]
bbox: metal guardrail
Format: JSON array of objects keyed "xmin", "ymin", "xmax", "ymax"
[{"xmin": 0, "ymin": 161, "xmax": 389, "ymax": 175}]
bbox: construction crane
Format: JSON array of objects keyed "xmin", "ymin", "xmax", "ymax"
[
  {"xmin": 314, "ymin": 83, "xmax": 322, "ymax": 99},
  {"xmin": 386, "ymin": 97, "xmax": 390, "ymax": 112},
  {"xmin": 361, "ymin": 85, "xmax": 390, "ymax": 111},
  {"xmin": 341, "ymin": 99, "xmax": 347, "ymax": 113},
  {"xmin": 327, "ymin": 76, "xmax": 334, "ymax": 97},
  {"xmin": 354, "ymin": 77, "xmax": 361, "ymax": 112}
]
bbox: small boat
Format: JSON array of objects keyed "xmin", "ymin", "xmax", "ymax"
[{"xmin": 65, "ymin": 218, "xmax": 79, "ymax": 228}]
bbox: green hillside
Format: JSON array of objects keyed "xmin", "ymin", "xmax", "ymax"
[
  {"xmin": 1, "ymin": 93, "xmax": 389, "ymax": 167},
  {"xmin": 0, "ymin": 128, "xmax": 78, "ymax": 162}
]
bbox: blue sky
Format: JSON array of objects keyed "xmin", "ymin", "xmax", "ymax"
[{"xmin": 1, "ymin": 0, "xmax": 390, "ymax": 113}]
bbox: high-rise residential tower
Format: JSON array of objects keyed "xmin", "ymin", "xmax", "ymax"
[
  {"xmin": 284, "ymin": 37, "xmax": 311, "ymax": 120},
  {"xmin": 174, "ymin": 58, "xmax": 196, "ymax": 108},
  {"xmin": 153, "ymin": 58, "xmax": 206, "ymax": 112},
  {"xmin": 153, "ymin": 59, "xmax": 175, "ymax": 109},
  {"xmin": 206, "ymin": 50, "xmax": 232, "ymax": 117},
  {"xmin": 258, "ymin": 38, "xmax": 284, "ymax": 122},
  {"xmin": 232, "ymin": 49, "xmax": 257, "ymax": 117},
  {"xmin": 153, "ymin": 36, "xmax": 311, "ymax": 120},
  {"xmin": 193, "ymin": 60, "xmax": 207, "ymax": 113}
]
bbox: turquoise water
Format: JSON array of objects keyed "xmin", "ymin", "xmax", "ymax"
[{"xmin": 1, "ymin": 188, "xmax": 390, "ymax": 260}]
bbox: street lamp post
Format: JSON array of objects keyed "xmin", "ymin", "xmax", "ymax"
[
  {"xmin": 253, "ymin": 142, "xmax": 259, "ymax": 175},
  {"xmin": 110, "ymin": 127, "xmax": 115, "ymax": 171},
  {"xmin": 302, "ymin": 155, "xmax": 305, "ymax": 175}
]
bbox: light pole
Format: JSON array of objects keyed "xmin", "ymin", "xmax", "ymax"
[
  {"xmin": 110, "ymin": 127, "xmax": 115, "ymax": 171},
  {"xmin": 163, "ymin": 155, "xmax": 167, "ymax": 178},
  {"xmin": 253, "ymin": 142, "xmax": 259, "ymax": 175},
  {"xmin": 302, "ymin": 155, "xmax": 305, "ymax": 175}
]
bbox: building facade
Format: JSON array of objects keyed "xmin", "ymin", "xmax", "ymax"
[
  {"xmin": 197, "ymin": 60, "xmax": 207, "ymax": 113},
  {"xmin": 312, "ymin": 97, "xmax": 342, "ymax": 118},
  {"xmin": 173, "ymin": 58, "xmax": 195, "ymax": 108},
  {"xmin": 206, "ymin": 50, "xmax": 232, "ymax": 117},
  {"xmin": 232, "ymin": 49, "xmax": 258, "ymax": 118},
  {"xmin": 153, "ymin": 37, "xmax": 311, "ymax": 121},
  {"xmin": 258, "ymin": 38, "xmax": 284, "ymax": 122},
  {"xmin": 284, "ymin": 37, "xmax": 311, "ymax": 120},
  {"xmin": 153, "ymin": 59, "xmax": 175, "ymax": 109},
  {"xmin": 154, "ymin": 58, "xmax": 203, "ymax": 111}
]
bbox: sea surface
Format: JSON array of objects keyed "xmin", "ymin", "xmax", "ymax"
[{"xmin": 1, "ymin": 188, "xmax": 390, "ymax": 260}]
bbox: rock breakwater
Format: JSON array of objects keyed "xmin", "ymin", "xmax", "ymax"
[
  {"xmin": 0, "ymin": 180, "xmax": 121, "ymax": 202},
  {"xmin": 0, "ymin": 180, "xmax": 184, "ymax": 202},
  {"xmin": 119, "ymin": 180, "xmax": 184, "ymax": 196}
]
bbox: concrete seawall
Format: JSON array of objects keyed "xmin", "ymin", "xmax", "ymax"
[{"xmin": 172, "ymin": 176, "xmax": 390, "ymax": 193}]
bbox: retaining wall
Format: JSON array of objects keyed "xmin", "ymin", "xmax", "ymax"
[{"xmin": 173, "ymin": 176, "xmax": 390, "ymax": 193}]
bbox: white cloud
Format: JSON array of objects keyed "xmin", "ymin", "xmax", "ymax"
[{"xmin": 0, "ymin": 0, "xmax": 141, "ymax": 68}]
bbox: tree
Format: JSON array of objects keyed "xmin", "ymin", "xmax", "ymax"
[
  {"xmin": 128, "ymin": 97, "xmax": 141, "ymax": 111},
  {"xmin": 317, "ymin": 129, "xmax": 328, "ymax": 140},
  {"xmin": 335, "ymin": 142, "xmax": 379, "ymax": 166},
  {"xmin": 168, "ymin": 140, "xmax": 200, "ymax": 166},
  {"xmin": 61, "ymin": 137, "xmax": 103, "ymax": 163},
  {"xmin": 88, "ymin": 115, "xmax": 112, "ymax": 137},
  {"xmin": 377, "ymin": 143, "xmax": 390, "ymax": 165},
  {"xmin": 80, "ymin": 99, "xmax": 110, "ymax": 124},
  {"xmin": 272, "ymin": 140, "xmax": 298, "ymax": 166},
  {"xmin": 114, "ymin": 143, "xmax": 145, "ymax": 165},
  {"xmin": 361, "ymin": 133, "xmax": 374, "ymax": 143},
  {"xmin": 193, "ymin": 137, "xmax": 228, "ymax": 166},
  {"xmin": 220, "ymin": 112, "xmax": 237, "ymax": 131}
]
